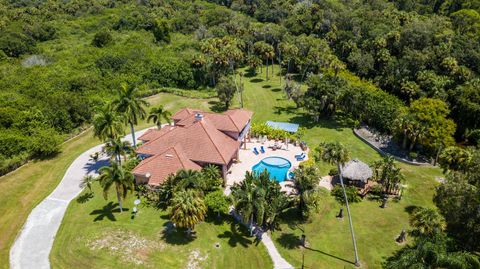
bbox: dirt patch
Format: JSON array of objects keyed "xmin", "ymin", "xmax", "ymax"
[
  {"xmin": 186, "ymin": 249, "xmax": 208, "ymax": 269},
  {"xmin": 87, "ymin": 229, "xmax": 164, "ymax": 266}
]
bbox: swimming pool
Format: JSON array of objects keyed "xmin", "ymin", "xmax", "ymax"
[{"xmin": 252, "ymin": 157, "xmax": 292, "ymax": 182}]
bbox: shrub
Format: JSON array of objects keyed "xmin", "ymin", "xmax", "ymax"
[
  {"xmin": 92, "ymin": 31, "xmax": 113, "ymax": 48},
  {"xmin": 152, "ymin": 19, "xmax": 171, "ymax": 43},
  {"xmin": 28, "ymin": 128, "xmax": 62, "ymax": 157},
  {"xmin": 328, "ymin": 167, "xmax": 338, "ymax": 176},
  {"xmin": 0, "ymin": 31, "xmax": 36, "ymax": 57},
  {"xmin": 409, "ymin": 152, "xmax": 418, "ymax": 159},
  {"xmin": 204, "ymin": 190, "xmax": 231, "ymax": 217},
  {"xmin": 0, "ymin": 130, "xmax": 29, "ymax": 158},
  {"xmin": 331, "ymin": 185, "xmax": 361, "ymax": 204},
  {"xmin": 148, "ymin": 58, "xmax": 196, "ymax": 88}
]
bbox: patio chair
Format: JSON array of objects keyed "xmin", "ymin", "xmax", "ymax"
[
  {"xmin": 296, "ymin": 153, "xmax": 306, "ymax": 161},
  {"xmin": 260, "ymin": 146, "xmax": 265, "ymax": 153},
  {"xmin": 295, "ymin": 152, "xmax": 305, "ymax": 158},
  {"xmin": 253, "ymin": 147, "xmax": 260, "ymax": 155}
]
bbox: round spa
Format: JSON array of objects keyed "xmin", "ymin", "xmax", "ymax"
[{"xmin": 252, "ymin": 156, "xmax": 292, "ymax": 182}]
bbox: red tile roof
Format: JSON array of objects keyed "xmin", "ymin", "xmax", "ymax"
[
  {"xmin": 133, "ymin": 145, "xmax": 202, "ymax": 186},
  {"xmin": 134, "ymin": 108, "xmax": 252, "ymax": 186}
]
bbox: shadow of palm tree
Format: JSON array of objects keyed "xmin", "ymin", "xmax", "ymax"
[
  {"xmin": 218, "ymin": 222, "xmax": 252, "ymax": 248},
  {"xmin": 277, "ymin": 233, "xmax": 301, "ymax": 249},
  {"xmin": 90, "ymin": 202, "xmax": 126, "ymax": 222},
  {"xmin": 161, "ymin": 222, "xmax": 195, "ymax": 245},
  {"xmin": 250, "ymin": 78, "xmax": 264, "ymax": 83},
  {"xmin": 83, "ymin": 159, "xmax": 110, "ymax": 174},
  {"xmin": 76, "ymin": 192, "xmax": 94, "ymax": 204},
  {"xmin": 304, "ymin": 247, "xmax": 355, "ymax": 265}
]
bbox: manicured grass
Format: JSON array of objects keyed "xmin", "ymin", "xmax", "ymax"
[
  {"xmin": 0, "ymin": 93, "xmax": 210, "ymax": 269},
  {"xmin": 50, "ymin": 184, "xmax": 272, "ymax": 269},
  {"xmin": 235, "ymin": 67, "xmax": 443, "ymax": 268}
]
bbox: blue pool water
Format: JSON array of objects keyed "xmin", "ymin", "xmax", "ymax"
[{"xmin": 252, "ymin": 157, "xmax": 292, "ymax": 182}]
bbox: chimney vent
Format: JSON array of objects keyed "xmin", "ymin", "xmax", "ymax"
[{"xmin": 194, "ymin": 113, "xmax": 204, "ymax": 122}]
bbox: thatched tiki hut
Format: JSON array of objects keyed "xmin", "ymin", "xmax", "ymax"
[{"xmin": 341, "ymin": 159, "xmax": 373, "ymax": 188}]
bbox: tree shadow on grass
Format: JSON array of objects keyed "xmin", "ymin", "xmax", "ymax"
[
  {"xmin": 250, "ymin": 78, "xmax": 264, "ymax": 83},
  {"xmin": 208, "ymin": 100, "xmax": 226, "ymax": 113},
  {"xmin": 404, "ymin": 205, "xmax": 418, "ymax": 214},
  {"xmin": 76, "ymin": 192, "xmax": 94, "ymax": 204},
  {"xmin": 90, "ymin": 202, "xmax": 127, "ymax": 222},
  {"xmin": 161, "ymin": 224, "xmax": 196, "ymax": 245},
  {"xmin": 262, "ymin": 84, "xmax": 272, "ymax": 89},
  {"xmin": 218, "ymin": 221, "xmax": 252, "ymax": 248},
  {"xmin": 304, "ymin": 247, "xmax": 355, "ymax": 265},
  {"xmin": 271, "ymin": 88, "xmax": 281, "ymax": 92},
  {"xmin": 277, "ymin": 233, "xmax": 301, "ymax": 249}
]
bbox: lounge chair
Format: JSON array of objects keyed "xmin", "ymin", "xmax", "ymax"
[
  {"xmin": 296, "ymin": 153, "xmax": 306, "ymax": 161},
  {"xmin": 295, "ymin": 152, "xmax": 305, "ymax": 158},
  {"xmin": 260, "ymin": 146, "xmax": 265, "ymax": 153},
  {"xmin": 253, "ymin": 147, "xmax": 260, "ymax": 155}
]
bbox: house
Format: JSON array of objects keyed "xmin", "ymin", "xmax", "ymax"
[{"xmin": 133, "ymin": 108, "xmax": 253, "ymax": 186}]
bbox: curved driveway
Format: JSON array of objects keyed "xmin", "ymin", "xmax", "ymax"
[{"xmin": 9, "ymin": 129, "xmax": 149, "ymax": 269}]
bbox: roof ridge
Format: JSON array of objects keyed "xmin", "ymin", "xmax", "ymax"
[
  {"xmin": 197, "ymin": 120, "xmax": 229, "ymax": 164},
  {"xmin": 171, "ymin": 144, "xmax": 189, "ymax": 168}
]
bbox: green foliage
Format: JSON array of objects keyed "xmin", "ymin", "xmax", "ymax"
[
  {"xmin": 92, "ymin": 30, "xmax": 114, "ymax": 48},
  {"xmin": 292, "ymin": 166, "xmax": 322, "ymax": 219},
  {"xmin": 331, "ymin": 185, "xmax": 361, "ymax": 205},
  {"xmin": 216, "ymin": 76, "xmax": 236, "ymax": 109},
  {"xmin": 409, "ymin": 207, "xmax": 446, "ymax": 237},
  {"xmin": 170, "ymin": 189, "xmax": 207, "ymax": 231},
  {"xmin": 250, "ymin": 122, "xmax": 293, "ymax": 141},
  {"xmin": 303, "ymin": 74, "xmax": 347, "ymax": 120},
  {"xmin": 204, "ymin": 190, "xmax": 231, "ymax": 217},
  {"xmin": 148, "ymin": 58, "xmax": 197, "ymax": 88},
  {"xmin": 28, "ymin": 127, "xmax": 63, "ymax": 157},
  {"xmin": 0, "ymin": 31, "xmax": 35, "ymax": 57},
  {"xmin": 152, "ymin": 19, "xmax": 171, "ymax": 43}
]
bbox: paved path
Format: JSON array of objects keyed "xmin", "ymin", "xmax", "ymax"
[{"xmin": 9, "ymin": 129, "xmax": 150, "ymax": 269}]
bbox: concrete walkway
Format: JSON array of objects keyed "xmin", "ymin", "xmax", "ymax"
[{"xmin": 9, "ymin": 129, "xmax": 150, "ymax": 269}]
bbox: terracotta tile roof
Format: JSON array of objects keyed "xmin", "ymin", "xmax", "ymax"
[
  {"xmin": 174, "ymin": 108, "xmax": 253, "ymax": 133},
  {"xmin": 138, "ymin": 126, "xmax": 176, "ymax": 142},
  {"xmin": 133, "ymin": 145, "xmax": 202, "ymax": 186},
  {"xmin": 136, "ymin": 118, "xmax": 241, "ymax": 165}
]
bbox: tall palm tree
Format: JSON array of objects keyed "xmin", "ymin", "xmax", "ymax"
[
  {"xmin": 98, "ymin": 162, "xmax": 134, "ymax": 212},
  {"xmin": 103, "ymin": 138, "xmax": 132, "ymax": 164},
  {"xmin": 409, "ymin": 207, "xmax": 446, "ymax": 237},
  {"xmin": 113, "ymin": 83, "xmax": 148, "ymax": 147},
  {"xmin": 315, "ymin": 141, "xmax": 360, "ymax": 267},
  {"xmin": 170, "ymin": 189, "xmax": 207, "ymax": 236},
  {"xmin": 231, "ymin": 171, "xmax": 266, "ymax": 236},
  {"xmin": 92, "ymin": 103, "xmax": 125, "ymax": 141},
  {"xmin": 147, "ymin": 105, "xmax": 172, "ymax": 129}
]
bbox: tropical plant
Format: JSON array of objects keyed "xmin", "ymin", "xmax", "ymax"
[
  {"xmin": 113, "ymin": 83, "xmax": 148, "ymax": 147},
  {"xmin": 331, "ymin": 185, "xmax": 361, "ymax": 204},
  {"xmin": 371, "ymin": 156, "xmax": 405, "ymax": 194},
  {"xmin": 216, "ymin": 76, "xmax": 236, "ymax": 109},
  {"xmin": 147, "ymin": 105, "xmax": 172, "ymax": 129},
  {"xmin": 170, "ymin": 189, "xmax": 207, "ymax": 235},
  {"xmin": 205, "ymin": 190, "xmax": 231, "ymax": 217},
  {"xmin": 103, "ymin": 138, "xmax": 132, "ymax": 164},
  {"xmin": 292, "ymin": 166, "xmax": 321, "ymax": 219},
  {"xmin": 409, "ymin": 207, "xmax": 446, "ymax": 237},
  {"xmin": 98, "ymin": 162, "xmax": 134, "ymax": 212},
  {"xmin": 80, "ymin": 175, "xmax": 96, "ymax": 192},
  {"xmin": 201, "ymin": 164, "xmax": 223, "ymax": 191},
  {"xmin": 315, "ymin": 141, "xmax": 360, "ymax": 266},
  {"xmin": 92, "ymin": 104, "xmax": 125, "ymax": 141}
]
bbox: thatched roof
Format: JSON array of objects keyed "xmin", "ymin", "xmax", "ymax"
[{"xmin": 341, "ymin": 159, "xmax": 373, "ymax": 182}]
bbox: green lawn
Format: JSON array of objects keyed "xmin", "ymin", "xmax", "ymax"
[{"xmin": 3, "ymin": 66, "xmax": 443, "ymax": 268}]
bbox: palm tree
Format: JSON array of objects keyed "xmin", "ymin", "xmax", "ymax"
[
  {"xmin": 98, "ymin": 162, "xmax": 134, "ymax": 212},
  {"xmin": 147, "ymin": 105, "xmax": 172, "ymax": 129},
  {"xmin": 80, "ymin": 175, "xmax": 96, "ymax": 192},
  {"xmin": 409, "ymin": 207, "xmax": 446, "ymax": 237},
  {"xmin": 292, "ymin": 166, "xmax": 321, "ymax": 219},
  {"xmin": 103, "ymin": 138, "xmax": 132, "ymax": 164},
  {"xmin": 231, "ymin": 171, "xmax": 266, "ymax": 236},
  {"xmin": 170, "ymin": 189, "xmax": 207, "ymax": 236},
  {"xmin": 92, "ymin": 103, "xmax": 125, "ymax": 141},
  {"xmin": 315, "ymin": 141, "xmax": 360, "ymax": 267},
  {"xmin": 113, "ymin": 83, "xmax": 148, "ymax": 147}
]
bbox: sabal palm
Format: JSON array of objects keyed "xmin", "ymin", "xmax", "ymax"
[
  {"xmin": 103, "ymin": 138, "xmax": 132, "ymax": 164},
  {"xmin": 93, "ymin": 104, "xmax": 125, "ymax": 141},
  {"xmin": 170, "ymin": 189, "xmax": 207, "ymax": 233},
  {"xmin": 316, "ymin": 141, "xmax": 360, "ymax": 266},
  {"xmin": 147, "ymin": 105, "xmax": 172, "ymax": 129},
  {"xmin": 409, "ymin": 207, "xmax": 446, "ymax": 237},
  {"xmin": 175, "ymin": 169, "xmax": 206, "ymax": 192},
  {"xmin": 98, "ymin": 162, "xmax": 134, "ymax": 212},
  {"xmin": 113, "ymin": 83, "xmax": 148, "ymax": 147}
]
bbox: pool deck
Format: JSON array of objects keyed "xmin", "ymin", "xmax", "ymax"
[{"xmin": 224, "ymin": 139, "xmax": 309, "ymax": 195}]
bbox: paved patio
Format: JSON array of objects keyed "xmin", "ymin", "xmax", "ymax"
[{"xmin": 224, "ymin": 139, "xmax": 308, "ymax": 195}]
